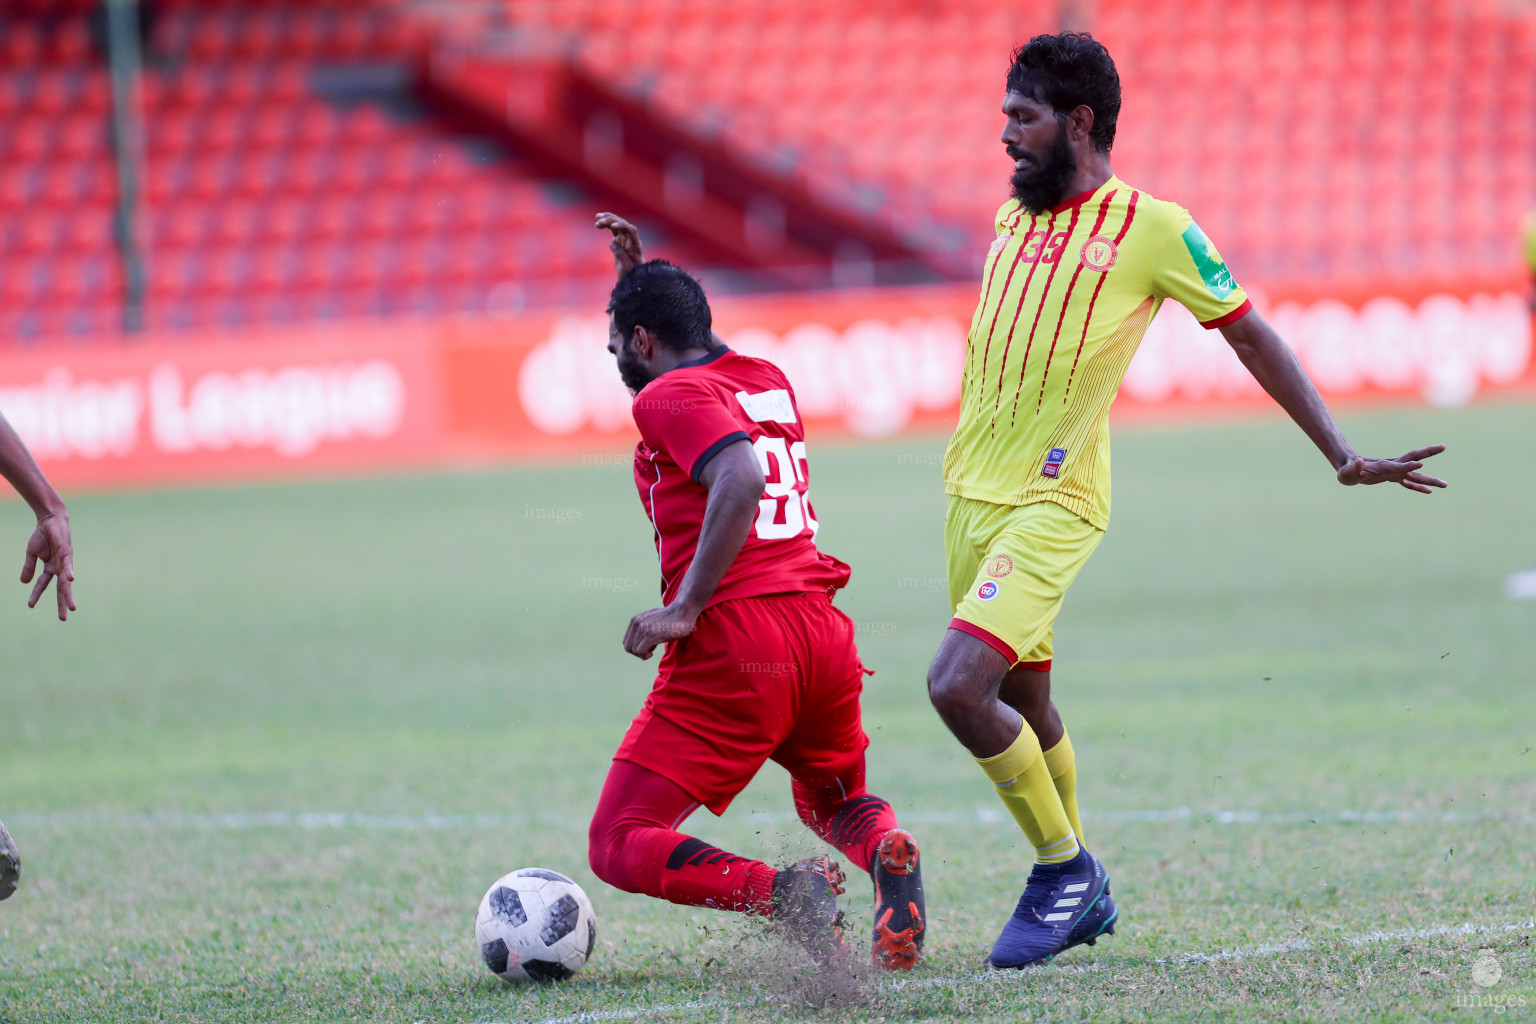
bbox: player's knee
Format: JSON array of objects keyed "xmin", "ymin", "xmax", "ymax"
[
  {"xmin": 586, "ymin": 816, "xmax": 621, "ymax": 888},
  {"xmin": 927, "ymin": 664, "xmax": 981, "ymax": 724}
]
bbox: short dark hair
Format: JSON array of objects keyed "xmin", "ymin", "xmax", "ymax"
[
  {"xmin": 1006, "ymin": 32, "xmax": 1121, "ymax": 153},
  {"xmin": 606, "ymin": 260, "xmax": 713, "ymax": 351}
]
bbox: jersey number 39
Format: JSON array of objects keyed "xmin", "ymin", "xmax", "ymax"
[{"xmin": 751, "ymin": 436, "xmax": 817, "ymax": 540}]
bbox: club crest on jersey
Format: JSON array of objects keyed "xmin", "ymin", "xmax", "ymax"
[
  {"xmin": 989, "ymin": 234, "xmax": 1010, "ymax": 256},
  {"xmin": 976, "ymin": 580, "xmax": 1000, "ymax": 601},
  {"xmin": 1041, "ymin": 447, "xmax": 1067, "ymax": 478},
  {"xmin": 986, "ymin": 554, "xmax": 1014, "ymax": 579},
  {"xmin": 1080, "ymin": 235, "xmax": 1117, "ymax": 272}
]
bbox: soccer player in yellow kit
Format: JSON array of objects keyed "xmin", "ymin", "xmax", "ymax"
[{"xmin": 924, "ymin": 33, "xmax": 1448, "ymax": 968}]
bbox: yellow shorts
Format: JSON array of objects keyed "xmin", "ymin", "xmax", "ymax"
[{"xmin": 945, "ymin": 496, "xmax": 1104, "ymax": 667}]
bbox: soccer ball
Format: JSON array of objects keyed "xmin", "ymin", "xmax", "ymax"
[{"xmin": 474, "ymin": 868, "xmax": 597, "ymax": 983}]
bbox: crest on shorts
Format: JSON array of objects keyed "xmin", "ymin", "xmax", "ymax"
[
  {"xmin": 976, "ymin": 580, "xmax": 1000, "ymax": 602},
  {"xmin": 989, "ymin": 234, "xmax": 1010, "ymax": 256},
  {"xmin": 1041, "ymin": 447, "xmax": 1067, "ymax": 479},
  {"xmin": 986, "ymin": 554, "xmax": 1014, "ymax": 579},
  {"xmin": 1080, "ymin": 236, "xmax": 1117, "ymax": 271}
]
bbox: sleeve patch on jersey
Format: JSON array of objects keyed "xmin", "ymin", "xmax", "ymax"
[
  {"xmin": 1180, "ymin": 223, "xmax": 1237, "ymax": 300},
  {"xmin": 734, "ymin": 389, "xmax": 797, "ymax": 424}
]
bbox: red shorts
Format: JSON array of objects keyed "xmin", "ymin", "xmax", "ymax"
[{"xmin": 614, "ymin": 590, "xmax": 870, "ymax": 816}]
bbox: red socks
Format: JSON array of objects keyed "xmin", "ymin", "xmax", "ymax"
[
  {"xmin": 793, "ymin": 786, "xmax": 900, "ymax": 873},
  {"xmin": 589, "ymin": 759, "xmax": 900, "ymax": 918}
]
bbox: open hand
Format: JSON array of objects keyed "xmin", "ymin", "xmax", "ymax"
[
  {"xmin": 622, "ymin": 603, "xmax": 696, "ymax": 660},
  {"xmin": 22, "ymin": 512, "xmax": 74, "ymax": 620},
  {"xmin": 595, "ymin": 212, "xmax": 645, "ymax": 277},
  {"xmin": 1337, "ymin": 444, "xmax": 1447, "ymax": 494}
]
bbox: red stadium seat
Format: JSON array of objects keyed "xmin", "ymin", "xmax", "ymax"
[
  {"xmin": 230, "ymin": 12, "xmax": 279, "ymax": 60},
  {"xmin": 328, "ymin": 9, "xmax": 376, "ymax": 59},
  {"xmin": 293, "ymin": 106, "xmax": 340, "ymax": 147},
  {"xmin": 46, "ymin": 19, "xmax": 92, "ymax": 65},
  {"xmin": 268, "ymin": 61, "xmax": 309, "ymax": 103},
  {"xmin": 1, "ymin": 22, "xmax": 43, "ymax": 67},
  {"xmin": 282, "ymin": 9, "xmax": 326, "ymax": 58},
  {"xmin": 188, "ymin": 15, "xmax": 233, "ymax": 61}
]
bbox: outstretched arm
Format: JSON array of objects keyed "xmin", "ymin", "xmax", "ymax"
[
  {"xmin": 0, "ymin": 412, "xmax": 75, "ymax": 619},
  {"xmin": 1219, "ymin": 310, "xmax": 1447, "ymax": 493}
]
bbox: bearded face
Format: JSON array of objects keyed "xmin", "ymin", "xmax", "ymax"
[{"xmin": 1009, "ymin": 112, "xmax": 1078, "ymax": 215}]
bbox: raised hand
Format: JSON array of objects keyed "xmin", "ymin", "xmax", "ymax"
[
  {"xmin": 21, "ymin": 511, "xmax": 74, "ymax": 620},
  {"xmin": 1336, "ymin": 444, "xmax": 1448, "ymax": 494},
  {"xmin": 595, "ymin": 212, "xmax": 645, "ymax": 278}
]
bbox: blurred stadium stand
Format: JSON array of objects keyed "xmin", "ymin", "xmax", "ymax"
[
  {"xmin": 2, "ymin": 0, "xmax": 1533, "ymax": 344},
  {"xmin": 516, "ymin": 0, "xmax": 1536, "ymax": 283}
]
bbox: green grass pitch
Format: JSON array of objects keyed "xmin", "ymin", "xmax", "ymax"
[{"xmin": 1, "ymin": 402, "xmax": 1533, "ymax": 1023}]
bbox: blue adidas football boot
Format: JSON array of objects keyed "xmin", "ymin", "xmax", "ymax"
[
  {"xmin": 986, "ymin": 848, "xmax": 1110, "ymax": 969},
  {"xmin": 1062, "ymin": 887, "xmax": 1118, "ymax": 952}
]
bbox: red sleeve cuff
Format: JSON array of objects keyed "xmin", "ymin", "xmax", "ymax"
[
  {"xmin": 949, "ymin": 618, "xmax": 1017, "ymax": 663},
  {"xmin": 1200, "ymin": 298, "xmax": 1252, "ymax": 329}
]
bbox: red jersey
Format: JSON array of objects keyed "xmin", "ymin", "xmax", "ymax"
[{"xmin": 630, "ymin": 346, "xmax": 851, "ymax": 608}]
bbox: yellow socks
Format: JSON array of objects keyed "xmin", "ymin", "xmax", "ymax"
[
  {"xmin": 1042, "ymin": 730, "xmax": 1085, "ymax": 849},
  {"xmin": 976, "ymin": 721, "xmax": 1080, "ymax": 864}
]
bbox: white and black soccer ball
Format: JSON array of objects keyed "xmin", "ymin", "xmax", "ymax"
[{"xmin": 475, "ymin": 868, "xmax": 597, "ymax": 983}]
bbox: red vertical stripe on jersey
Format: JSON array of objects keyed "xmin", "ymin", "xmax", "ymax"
[
  {"xmin": 1062, "ymin": 190, "xmax": 1140, "ymax": 403},
  {"xmin": 997, "ymin": 201, "xmax": 1082, "ymax": 427},
  {"xmin": 1026, "ymin": 190, "xmax": 1117, "ymax": 417},
  {"xmin": 986, "ymin": 211, "xmax": 1060, "ymax": 434},
  {"xmin": 977, "ymin": 210, "xmax": 1039, "ymax": 391}
]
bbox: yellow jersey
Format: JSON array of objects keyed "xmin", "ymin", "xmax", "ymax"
[{"xmin": 942, "ymin": 176, "xmax": 1251, "ymax": 529}]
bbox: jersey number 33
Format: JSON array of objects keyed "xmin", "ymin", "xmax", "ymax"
[{"xmin": 751, "ymin": 435, "xmax": 817, "ymax": 540}]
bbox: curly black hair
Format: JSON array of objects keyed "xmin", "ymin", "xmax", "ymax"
[
  {"xmin": 606, "ymin": 259, "xmax": 713, "ymax": 352},
  {"xmin": 1006, "ymin": 32, "xmax": 1121, "ymax": 153}
]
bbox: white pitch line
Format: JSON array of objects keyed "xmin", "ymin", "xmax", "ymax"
[
  {"xmin": 512, "ymin": 998, "xmax": 725, "ymax": 1024},
  {"xmin": 499, "ymin": 918, "xmax": 1535, "ymax": 1024},
  {"xmin": 7, "ymin": 807, "xmax": 1533, "ymax": 831},
  {"xmin": 1166, "ymin": 918, "xmax": 1536, "ymax": 965}
]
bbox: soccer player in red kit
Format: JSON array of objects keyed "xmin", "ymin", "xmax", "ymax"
[
  {"xmin": 584, "ymin": 218, "xmax": 925, "ymax": 970},
  {"xmin": 1, "ymin": 406, "xmax": 76, "ymax": 903}
]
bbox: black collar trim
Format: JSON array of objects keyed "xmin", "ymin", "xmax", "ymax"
[{"xmin": 674, "ymin": 345, "xmax": 731, "ymax": 369}]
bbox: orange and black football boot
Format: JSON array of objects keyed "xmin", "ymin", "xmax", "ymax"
[
  {"xmin": 771, "ymin": 855, "xmax": 850, "ymax": 968},
  {"xmin": 869, "ymin": 828, "xmax": 926, "ymax": 969}
]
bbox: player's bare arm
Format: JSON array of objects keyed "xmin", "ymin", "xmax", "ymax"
[
  {"xmin": 622, "ymin": 438, "xmax": 765, "ymax": 660},
  {"xmin": 1219, "ymin": 310, "xmax": 1448, "ymax": 493},
  {"xmin": 0, "ymin": 411, "xmax": 75, "ymax": 620}
]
